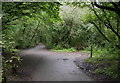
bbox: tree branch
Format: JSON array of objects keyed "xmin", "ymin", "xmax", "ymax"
[
  {"xmin": 91, "ymin": 4, "xmax": 120, "ymax": 39},
  {"xmin": 94, "ymin": 2, "xmax": 115, "ymax": 11},
  {"xmin": 90, "ymin": 22, "xmax": 111, "ymax": 43},
  {"xmin": 101, "ymin": 9, "xmax": 120, "ymax": 39},
  {"xmin": 93, "ymin": 2, "xmax": 120, "ymax": 16}
]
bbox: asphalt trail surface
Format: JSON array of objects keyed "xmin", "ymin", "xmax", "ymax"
[{"xmin": 18, "ymin": 44, "xmax": 94, "ymax": 81}]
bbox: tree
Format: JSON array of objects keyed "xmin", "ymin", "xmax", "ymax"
[
  {"xmin": 2, "ymin": 2, "xmax": 61, "ymax": 31},
  {"xmin": 2, "ymin": 2, "xmax": 62, "ymax": 82}
]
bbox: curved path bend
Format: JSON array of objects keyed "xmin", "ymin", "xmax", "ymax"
[{"xmin": 17, "ymin": 44, "xmax": 94, "ymax": 81}]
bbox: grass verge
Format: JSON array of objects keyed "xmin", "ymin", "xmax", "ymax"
[{"xmin": 51, "ymin": 48, "xmax": 77, "ymax": 52}]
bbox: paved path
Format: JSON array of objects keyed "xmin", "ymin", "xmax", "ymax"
[{"xmin": 17, "ymin": 44, "xmax": 94, "ymax": 81}]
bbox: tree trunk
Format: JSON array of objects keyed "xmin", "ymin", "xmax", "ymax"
[{"xmin": 90, "ymin": 44, "xmax": 93, "ymax": 58}]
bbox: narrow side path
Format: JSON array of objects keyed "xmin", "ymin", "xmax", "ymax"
[{"xmin": 16, "ymin": 45, "xmax": 95, "ymax": 81}]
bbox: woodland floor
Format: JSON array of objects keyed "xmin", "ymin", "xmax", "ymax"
[{"xmin": 7, "ymin": 44, "xmax": 112, "ymax": 81}]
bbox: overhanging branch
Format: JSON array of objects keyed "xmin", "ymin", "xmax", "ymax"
[{"xmin": 93, "ymin": 2, "xmax": 120, "ymax": 16}]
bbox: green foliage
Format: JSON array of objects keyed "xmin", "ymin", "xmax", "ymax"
[
  {"xmin": 2, "ymin": 2, "xmax": 62, "ymax": 49},
  {"xmin": 2, "ymin": 2, "xmax": 62, "ymax": 81},
  {"xmin": 94, "ymin": 64, "xmax": 118, "ymax": 78},
  {"xmin": 2, "ymin": 2, "xmax": 120, "ymax": 80},
  {"xmin": 51, "ymin": 47, "xmax": 77, "ymax": 52},
  {"xmin": 53, "ymin": 44, "xmax": 63, "ymax": 50},
  {"xmin": 84, "ymin": 46, "xmax": 119, "ymax": 79},
  {"xmin": 84, "ymin": 3, "xmax": 120, "ymax": 48},
  {"xmin": 50, "ymin": 5, "xmax": 91, "ymax": 48}
]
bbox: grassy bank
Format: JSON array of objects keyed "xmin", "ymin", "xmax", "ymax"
[{"xmin": 82, "ymin": 47, "xmax": 119, "ymax": 79}]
